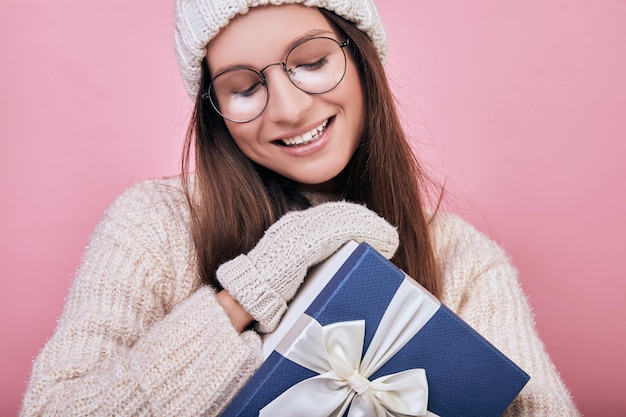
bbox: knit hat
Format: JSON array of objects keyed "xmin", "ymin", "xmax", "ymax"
[{"xmin": 174, "ymin": 0, "xmax": 388, "ymax": 98}]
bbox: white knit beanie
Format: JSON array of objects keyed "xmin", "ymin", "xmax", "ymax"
[{"xmin": 174, "ymin": 0, "xmax": 387, "ymax": 98}]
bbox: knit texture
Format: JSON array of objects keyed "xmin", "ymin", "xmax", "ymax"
[
  {"xmin": 217, "ymin": 201, "xmax": 399, "ymax": 332},
  {"xmin": 20, "ymin": 177, "xmax": 580, "ymax": 416},
  {"xmin": 174, "ymin": 0, "xmax": 387, "ymax": 98}
]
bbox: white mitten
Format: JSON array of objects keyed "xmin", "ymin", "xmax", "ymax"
[{"xmin": 216, "ymin": 201, "xmax": 399, "ymax": 333}]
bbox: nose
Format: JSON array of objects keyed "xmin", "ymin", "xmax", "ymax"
[{"xmin": 263, "ymin": 66, "xmax": 314, "ymax": 123}]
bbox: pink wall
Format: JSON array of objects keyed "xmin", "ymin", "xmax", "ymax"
[{"xmin": 1, "ymin": 1, "xmax": 624, "ymax": 415}]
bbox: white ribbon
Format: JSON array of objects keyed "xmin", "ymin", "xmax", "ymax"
[{"xmin": 260, "ymin": 278, "xmax": 441, "ymax": 417}]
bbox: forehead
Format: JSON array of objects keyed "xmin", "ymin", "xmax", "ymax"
[{"xmin": 206, "ymin": 4, "xmax": 336, "ymax": 74}]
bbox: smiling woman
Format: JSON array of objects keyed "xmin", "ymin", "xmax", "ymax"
[
  {"xmin": 16, "ymin": 0, "xmax": 583, "ymax": 416},
  {"xmin": 204, "ymin": 6, "xmax": 365, "ymax": 188}
]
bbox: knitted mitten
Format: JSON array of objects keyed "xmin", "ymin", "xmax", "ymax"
[{"xmin": 216, "ymin": 201, "xmax": 399, "ymax": 332}]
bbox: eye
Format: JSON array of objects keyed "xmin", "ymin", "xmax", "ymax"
[
  {"xmin": 234, "ymin": 81, "xmax": 263, "ymax": 98},
  {"xmin": 296, "ymin": 57, "xmax": 329, "ymax": 71},
  {"xmin": 213, "ymin": 68, "xmax": 264, "ymax": 99}
]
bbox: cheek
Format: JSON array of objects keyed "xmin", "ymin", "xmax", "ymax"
[
  {"xmin": 343, "ymin": 62, "xmax": 365, "ymax": 120},
  {"xmin": 226, "ymin": 124, "xmax": 258, "ymax": 155}
]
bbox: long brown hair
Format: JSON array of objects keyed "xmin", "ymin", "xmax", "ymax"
[{"xmin": 182, "ymin": 9, "xmax": 441, "ymax": 297}]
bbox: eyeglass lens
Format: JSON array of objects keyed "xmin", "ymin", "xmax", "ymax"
[{"xmin": 209, "ymin": 37, "xmax": 347, "ymax": 123}]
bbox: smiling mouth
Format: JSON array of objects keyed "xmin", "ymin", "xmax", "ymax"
[{"xmin": 278, "ymin": 118, "xmax": 330, "ymax": 146}]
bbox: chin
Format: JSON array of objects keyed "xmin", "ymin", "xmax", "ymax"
[
  {"xmin": 291, "ymin": 171, "xmax": 346, "ymax": 193},
  {"xmin": 295, "ymin": 171, "xmax": 337, "ymax": 185}
]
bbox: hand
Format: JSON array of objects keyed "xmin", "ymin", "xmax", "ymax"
[
  {"xmin": 216, "ymin": 201, "xmax": 399, "ymax": 333},
  {"xmin": 216, "ymin": 290, "xmax": 254, "ymax": 333}
]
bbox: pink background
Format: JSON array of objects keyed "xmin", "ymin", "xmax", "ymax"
[{"xmin": 1, "ymin": 0, "xmax": 624, "ymax": 415}]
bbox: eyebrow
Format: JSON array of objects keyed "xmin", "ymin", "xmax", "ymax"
[{"xmin": 211, "ymin": 28, "xmax": 336, "ymax": 76}]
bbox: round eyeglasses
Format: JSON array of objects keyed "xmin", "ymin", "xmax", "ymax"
[{"xmin": 203, "ymin": 37, "xmax": 349, "ymax": 123}]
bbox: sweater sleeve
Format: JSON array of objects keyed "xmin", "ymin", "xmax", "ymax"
[
  {"xmin": 20, "ymin": 179, "xmax": 263, "ymax": 417},
  {"xmin": 431, "ymin": 213, "xmax": 580, "ymax": 417}
]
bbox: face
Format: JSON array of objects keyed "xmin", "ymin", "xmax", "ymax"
[{"xmin": 206, "ymin": 4, "xmax": 365, "ymax": 192}]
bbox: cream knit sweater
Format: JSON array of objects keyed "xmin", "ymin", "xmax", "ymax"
[{"xmin": 20, "ymin": 177, "xmax": 580, "ymax": 416}]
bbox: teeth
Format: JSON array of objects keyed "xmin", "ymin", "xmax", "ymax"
[{"xmin": 281, "ymin": 120, "xmax": 329, "ymax": 146}]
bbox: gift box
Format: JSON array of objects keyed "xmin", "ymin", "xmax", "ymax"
[{"xmin": 222, "ymin": 241, "xmax": 530, "ymax": 417}]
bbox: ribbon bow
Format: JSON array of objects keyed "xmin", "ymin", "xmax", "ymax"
[{"xmin": 260, "ymin": 279, "xmax": 441, "ymax": 417}]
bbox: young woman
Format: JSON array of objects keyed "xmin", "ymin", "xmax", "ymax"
[{"xmin": 21, "ymin": 1, "xmax": 580, "ymax": 416}]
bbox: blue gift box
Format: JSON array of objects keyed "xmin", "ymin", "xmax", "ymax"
[{"xmin": 222, "ymin": 242, "xmax": 530, "ymax": 417}]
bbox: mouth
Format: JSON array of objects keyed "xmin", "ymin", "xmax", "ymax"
[{"xmin": 277, "ymin": 118, "xmax": 331, "ymax": 147}]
